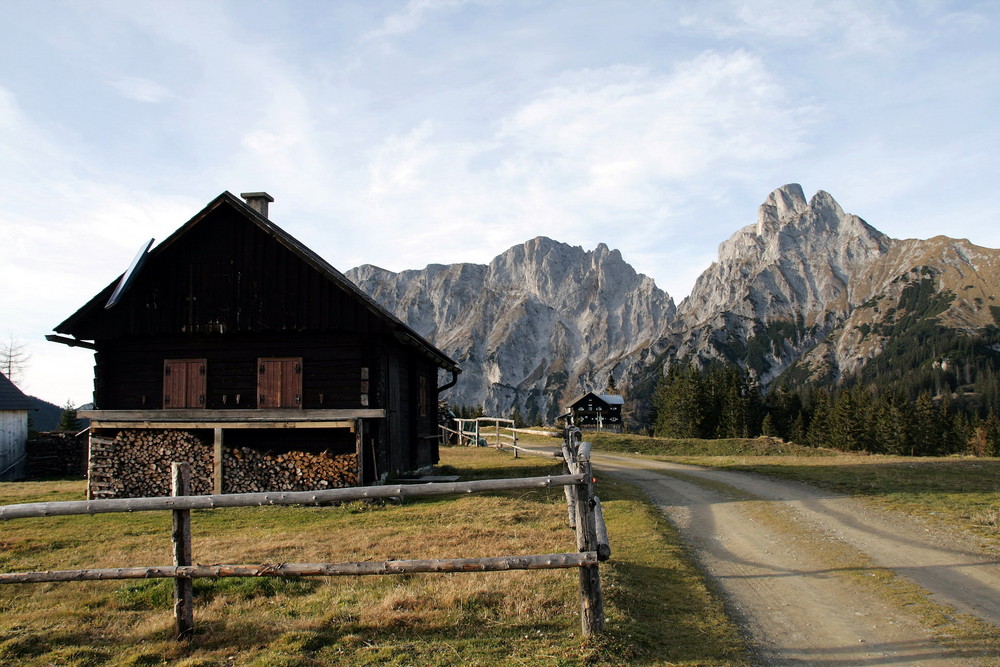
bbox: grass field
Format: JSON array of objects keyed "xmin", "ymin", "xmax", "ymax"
[
  {"xmin": 589, "ymin": 432, "xmax": 1000, "ymax": 549},
  {"xmin": 0, "ymin": 446, "xmax": 745, "ymax": 666}
]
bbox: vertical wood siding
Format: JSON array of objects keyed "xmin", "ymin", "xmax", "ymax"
[{"xmin": 0, "ymin": 410, "xmax": 28, "ymax": 481}]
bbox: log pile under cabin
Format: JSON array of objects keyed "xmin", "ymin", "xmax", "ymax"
[
  {"xmin": 27, "ymin": 431, "xmax": 87, "ymax": 478},
  {"xmin": 88, "ymin": 429, "xmax": 359, "ymax": 498},
  {"xmin": 224, "ymin": 447, "xmax": 358, "ymax": 493}
]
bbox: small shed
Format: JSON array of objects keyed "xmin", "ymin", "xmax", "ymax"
[
  {"xmin": 0, "ymin": 371, "xmax": 33, "ymax": 481},
  {"xmin": 565, "ymin": 392, "xmax": 624, "ymax": 432},
  {"xmin": 49, "ymin": 191, "xmax": 460, "ymax": 498}
]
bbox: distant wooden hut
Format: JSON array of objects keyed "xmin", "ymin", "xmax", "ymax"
[
  {"xmin": 0, "ymin": 371, "xmax": 33, "ymax": 481},
  {"xmin": 565, "ymin": 392, "xmax": 624, "ymax": 432},
  {"xmin": 49, "ymin": 191, "xmax": 460, "ymax": 498}
]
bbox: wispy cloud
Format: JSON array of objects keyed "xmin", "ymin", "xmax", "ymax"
[
  {"xmin": 363, "ymin": 0, "xmax": 489, "ymax": 41},
  {"xmin": 110, "ymin": 76, "xmax": 172, "ymax": 103},
  {"xmin": 681, "ymin": 0, "xmax": 907, "ymax": 54},
  {"xmin": 339, "ymin": 50, "xmax": 815, "ymax": 284}
]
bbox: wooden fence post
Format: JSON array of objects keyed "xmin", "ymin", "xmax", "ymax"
[
  {"xmin": 572, "ymin": 442, "xmax": 605, "ymax": 636},
  {"xmin": 171, "ymin": 462, "xmax": 194, "ymax": 639}
]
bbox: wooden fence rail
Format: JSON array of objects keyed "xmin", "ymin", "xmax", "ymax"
[
  {"xmin": 0, "ymin": 433, "xmax": 609, "ymax": 639},
  {"xmin": 0, "ymin": 474, "xmax": 583, "ymax": 520}
]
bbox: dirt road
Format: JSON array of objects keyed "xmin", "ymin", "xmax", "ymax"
[{"xmin": 594, "ymin": 453, "xmax": 1000, "ymax": 665}]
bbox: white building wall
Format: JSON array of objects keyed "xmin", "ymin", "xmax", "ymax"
[{"xmin": 0, "ymin": 409, "xmax": 28, "ymax": 481}]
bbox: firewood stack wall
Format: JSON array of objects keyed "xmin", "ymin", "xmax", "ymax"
[
  {"xmin": 89, "ymin": 430, "xmax": 214, "ymax": 498},
  {"xmin": 88, "ymin": 429, "xmax": 359, "ymax": 499},
  {"xmin": 224, "ymin": 447, "xmax": 358, "ymax": 493},
  {"xmin": 27, "ymin": 431, "xmax": 88, "ymax": 478}
]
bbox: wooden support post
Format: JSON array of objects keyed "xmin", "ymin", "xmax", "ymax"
[
  {"xmin": 212, "ymin": 428, "xmax": 223, "ymax": 494},
  {"xmin": 572, "ymin": 446, "xmax": 605, "ymax": 636},
  {"xmin": 171, "ymin": 462, "xmax": 194, "ymax": 640},
  {"xmin": 355, "ymin": 419, "xmax": 365, "ymax": 485},
  {"xmin": 86, "ymin": 432, "xmax": 93, "ymax": 501}
]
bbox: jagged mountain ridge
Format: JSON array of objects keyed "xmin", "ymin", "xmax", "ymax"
[
  {"xmin": 671, "ymin": 184, "xmax": 1000, "ymax": 388},
  {"xmin": 346, "ymin": 237, "xmax": 676, "ymax": 421},
  {"xmin": 347, "ymin": 185, "xmax": 1000, "ymax": 422}
]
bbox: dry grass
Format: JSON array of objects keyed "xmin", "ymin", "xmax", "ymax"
[{"xmin": 0, "ymin": 446, "xmax": 746, "ymax": 666}]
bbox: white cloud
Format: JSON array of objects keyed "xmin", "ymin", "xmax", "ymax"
[
  {"xmin": 363, "ymin": 0, "xmax": 489, "ymax": 41},
  {"xmin": 330, "ymin": 50, "xmax": 814, "ymax": 283},
  {"xmin": 110, "ymin": 75, "xmax": 172, "ymax": 103},
  {"xmin": 681, "ymin": 0, "xmax": 907, "ymax": 54}
]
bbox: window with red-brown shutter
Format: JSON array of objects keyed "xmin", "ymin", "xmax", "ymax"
[
  {"xmin": 163, "ymin": 359, "xmax": 206, "ymax": 409},
  {"xmin": 257, "ymin": 357, "xmax": 303, "ymax": 408}
]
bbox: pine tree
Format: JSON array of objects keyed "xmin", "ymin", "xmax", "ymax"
[
  {"xmin": 58, "ymin": 399, "xmax": 79, "ymax": 432},
  {"xmin": 912, "ymin": 392, "xmax": 943, "ymax": 456},
  {"xmin": 511, "ymin": 406, "xmax": 525, "ymax": 428},
  {"xmin": 761, "ymin": 413, "xmax": 777, "ymax": 438},
  {"xmin": 830, "ymin": 387, "xmax": 868, "ymax": 451},
  {"xmin": 790, "ymin": 412, "xmax": 808, "ymax": 445},
  {"xmin": 806, "ymin": 390, "xmax": 833, "ymax": 449},
  {"xmin": 654, "ymin": 365, "xmax": 706, "ymax": 438}
]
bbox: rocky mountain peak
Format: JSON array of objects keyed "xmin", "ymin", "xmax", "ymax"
[
  {"xmin": 757, "ymin": 183, "xmax": 809, "ymax": 234},
  {"xmin": 672, "ymin": 186, "xmax": 896, "ymax": 386}
]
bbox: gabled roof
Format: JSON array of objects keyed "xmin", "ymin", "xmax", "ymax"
[
  {"xmin": 0, "ymin": 372, "xmax": 34, "ymax": 411},
  {"xmin": 53, "ymin": 191, "xmax": 459, "ymax": 372},
  {"xmin": 566, "ymin": 391, "xmax": 625, "ymax": 408}
]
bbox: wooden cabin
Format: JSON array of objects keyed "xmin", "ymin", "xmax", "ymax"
[
  {"xmin": 0, "ymin": 371, "xmax": 33, "ymax": 481},
  {"xmin": 49, "ymin": 192, "xmax": 460, "ymax": 498},
  {"xmin": 565, "ymin": 392, "xmax": 624, "ymax": 432}
]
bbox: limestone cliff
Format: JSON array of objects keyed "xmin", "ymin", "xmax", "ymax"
[{"xmin": 346, "ymin": 237, "xmax": 675, "ymax": 421}]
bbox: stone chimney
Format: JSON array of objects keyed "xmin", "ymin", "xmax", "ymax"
[{"xmin": 241, "ymin": 192, "xmax": 274, "ymax": 218}]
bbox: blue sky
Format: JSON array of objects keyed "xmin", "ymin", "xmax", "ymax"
[{"xmin": 2, "ymin": 0, "xmax": 998, "ymax": 406}]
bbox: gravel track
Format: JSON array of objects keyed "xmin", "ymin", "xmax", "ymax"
[{"xmin": 594, "ymin": 453, "xmax": 1000, "ymax": 665}]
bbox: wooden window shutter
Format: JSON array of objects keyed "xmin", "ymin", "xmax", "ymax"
[
  {"xmin": 257, "ymin": 357, "xmax": 303, "ymax": 408},
  {"xmin": 163, "ymin": 359, "xmax": 207, "ymax": 409}
]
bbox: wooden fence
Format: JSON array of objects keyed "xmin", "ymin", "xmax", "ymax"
[
  {"xmin": 0, "ymin": 430, "xmax": 610, "ymax": 639},
  {"xmin": 440, "ymin": 417, "xmax": 563, "ymax": 457},
  {"xmin": 441, "ymin": 416, "xmax": 518, "ymax": 448}
]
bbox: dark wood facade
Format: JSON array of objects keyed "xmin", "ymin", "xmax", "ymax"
[
  {"xmin": 51, "ymin": 192, "xmax": 459, "ymax": 492},
  {"xmin": 566, "ymin": 392, "xmax": 624, "ymax": 432}
]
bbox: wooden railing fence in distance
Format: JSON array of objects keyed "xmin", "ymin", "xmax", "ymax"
[
  {"xmin": 441, "ymin": 417, "xmax": 562, "ymax": 459},
  {"xmin": 0, "ymin": 437, "xmax": 610, "ymax": 638},
  {"xmin": 443, "ymin": 417, "xmax": 518, "ymax": 449}
]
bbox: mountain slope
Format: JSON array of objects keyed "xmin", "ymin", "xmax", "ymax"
[{"xmin": 346, "ymin": 237, "xmax": 675, "ymax": 421}]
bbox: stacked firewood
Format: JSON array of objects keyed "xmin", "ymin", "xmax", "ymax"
[
  {"xmin": 223, "ymin": 447, "xmax": 358, "ymax": 493},
  {"xmin": 88, "ymin": 429, "xmax": 359, "ymax": 498},
  {"xmin": 27, "ymin": 431, "xmax": 87, "ymax": 478},
  {"xmin": 89, "ymin": 429, "xmax": 214, "ymax": 498}
]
